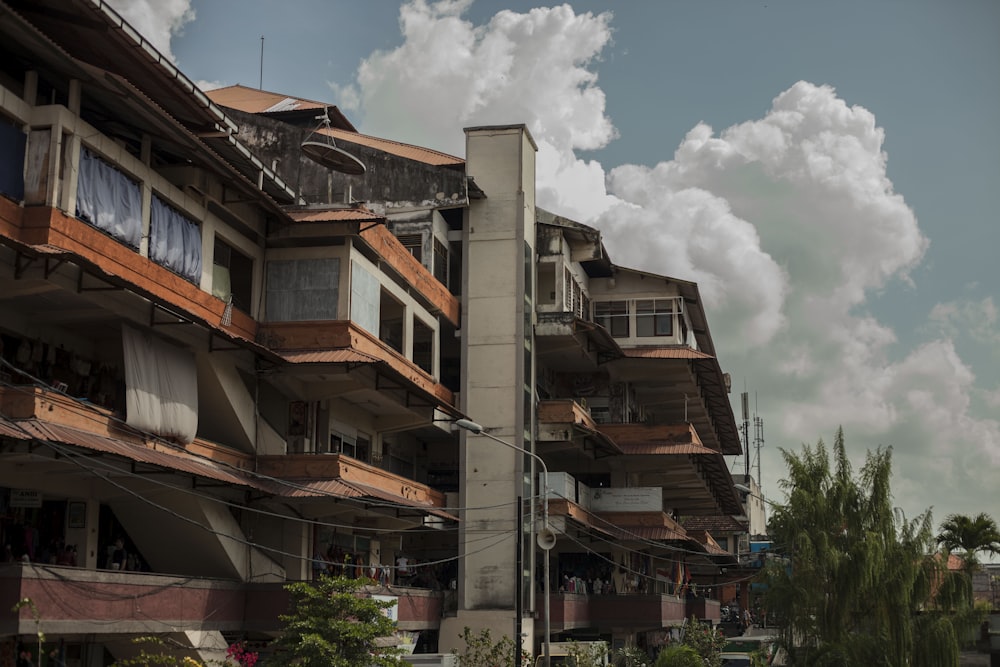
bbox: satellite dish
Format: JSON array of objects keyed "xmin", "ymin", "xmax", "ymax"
[
  {"xmin": 300, "ymin": 113, "xmax": 366, "ymax": 175},
  {"xmin": 536, "ymin": 526, "xmax": 556, "ymax": 551},
  {"xmin": 301, "ymin": 140, "xmax": 366, "ymax": 175}
]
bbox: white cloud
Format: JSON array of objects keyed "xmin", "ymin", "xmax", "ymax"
[
  {"xmin": 336, "ymin": 1, "xmax": 617, "ymax": 162},
  {"xmin": 929, "ymin": 296, "xmax": 1000, "ymax": 345},
  {"xmin": 105, "ymin": 0, "xmax": 195, "ymax": 63},
  {"xmin": 150, "ymin": 0, "xmax": 993, "ymax": 538}
]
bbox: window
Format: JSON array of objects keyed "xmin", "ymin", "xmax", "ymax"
[
  {"xmin": 413, "ymin": 318, "xmax": 433, "ymax": 374},
  {"xmin": 636, "ymin": 299, "xmax": 674, "ymax": 337},
  {"xmin": 379, "ymin": 290, "xmax": 404, "ymax": 353},
  {"xmin": 397, "ymin": 233, "xmax": 423, "ymax": 263},
  {"xmin": 213, "ymin": 238, "xmax": 253, "ymax": 313},
  {"xmin": 76, "ymin": 148, "xmax": 142, "ymax": 248},
  {"xmin": 594, "ymin": 301, "xmax": 629, "ymax": 337},
  {"xmin": 433, "ymin": 237, "xmax": 448, "ymax": 285},
  {"xmin": 266, "ymin": 258, "xmax": 339, "ymax": 321},
  {"xmin": 150, "ymin": 194, "xmax": 202, "ymax": 283}
]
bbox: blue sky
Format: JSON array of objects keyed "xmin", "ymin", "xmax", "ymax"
[{"xmin": 116, "ymin": 0, "xmax": 1000, "ymax": 539}]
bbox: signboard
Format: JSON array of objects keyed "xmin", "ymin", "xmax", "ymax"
[
  {"xmin": 589, "ymin": 487, "xmax": 661, "ymax": 512},
  {"xmin": 373, "ymin": 594, "xmax": 398, "ymax": 623},
  {"xmin": 10, "ymin": 490, "xmax": 42, "ymax": 508}
]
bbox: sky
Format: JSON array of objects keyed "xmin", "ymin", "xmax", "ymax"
[{"xmin": 112, "ymin": 0, "xmax": 999, "ymax": 545}]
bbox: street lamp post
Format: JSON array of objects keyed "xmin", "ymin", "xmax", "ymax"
[{"xmin": 455, "ymin": 418, "xmax": 552, "ymax": 667}]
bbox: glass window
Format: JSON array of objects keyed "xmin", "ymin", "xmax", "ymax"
[
  {"xmin": 595, "ymin": 301, "xmax": 629, "ymax": 337},
  {"xmin": 213, "ymin": 238, "xmax": 253, "ymax": 313},
  {"xmin": 636, "ymin": 299, "xmax": 674, "ymax": 337}
]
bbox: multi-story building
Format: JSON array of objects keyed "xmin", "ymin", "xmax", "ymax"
[{"xmin": 0, "ymin": 1, "xmax": 747, "ymax": 664}]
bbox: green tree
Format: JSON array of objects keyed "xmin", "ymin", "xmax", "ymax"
[
  {"xmin": 936, "ymin": 512, "xmax": 1000, "ymax": 570},
  {"xmin": 678, "ymin": 617, "xmax": 725, "ymax": 667},
  {"xmin": 564, "ymin": 640, "xmax": 609, "ymax": 667},
  {"xmin": 611, "ymin": 645, "xmax": 649, "ymax": 667},
  {"xmin": 452, "ymin": 627, "xmax": 531, "ymax": 667},
  {"xmin": 652, "ymin": 645, "xmax": 701, "ymax": 667},
  {"xmin": 265, "ymin": 575, "xmax": 402, "ymax": 666},
  {"xmin": 762, "ymin": 428, "xmax": 973, "ymax": 666}
]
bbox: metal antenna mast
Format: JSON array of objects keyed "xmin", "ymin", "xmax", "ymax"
[
  {"xmin": 753, "ymin": 395, "xmax": 764, "ymax": 489},
  {"xmin": 741, "ymin": 391, "xmax": 750, "ymax": 478}
]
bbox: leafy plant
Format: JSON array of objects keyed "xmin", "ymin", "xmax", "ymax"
[
  {"xmin": 652, "ymin": 645, "xmax": 701, "ymax": 667},
  {"xmin": 564, "ymin": 640, "xmax": 609, "ymax": 667},
  {"xmin": 452, "ymin": 627, "xmax": 531, "ymax": 667},
  {"xmin": 612, "ymin": 645, "xmax": 649, "ymax": 666},
  {"xmin": 265, "ymin": 575, "xmax": 402, "ymax": 666},
  {"xmin": 679, "ymin": 617, "xmax": 725, "ymax": 667},
  {"xmin": 763, "ymin": 428, "xmax": 976, "ymax": 665}
]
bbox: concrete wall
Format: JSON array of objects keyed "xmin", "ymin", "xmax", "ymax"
[
  {"xmin": 442, "ymin": 125, "xmax": 536, "ymax": 655},
  {"xmin": 221, "ymin": 108, "xmax": 468, "ymax": 213}
]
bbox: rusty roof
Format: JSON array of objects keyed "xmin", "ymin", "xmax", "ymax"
[
  {"xmin": 260, "ymin": 477, "xmax": 456, "ymax": 521},
  {"xmin": 287, "ymin": 208, "xmax": 385, "ymax": 224},
  {"xmin": 602, "ymin": 524, "xmax": 690, "ymax": 542},
  {"xmin": 0, "ymin": 417, "xmax": 252, "ymax": 486},
  {"xmin": 319, "ymin": 127, "xmax": 464, "ymax": 167},
  {"xmin": 623, "ymin": 347, "xmax": 715, "ymax": 360},
  {"xmin": 683, "ymin": 515, "xmax": 747, "ymax": 533},
  {"xmin": 208, "ymin": 85, "xmax": 329, "ymax": 114},
  {"xmin": 279, "ymin": 349, "xmax": 381, "ymax": 364},
  {"xmin": 617, "ymin": 442, "xmax": 719, "ymax": 456}
]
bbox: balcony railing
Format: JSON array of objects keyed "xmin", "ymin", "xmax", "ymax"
[{"xmin": 0, "ymin": 564, "xmax": 445, "ymax": 635}]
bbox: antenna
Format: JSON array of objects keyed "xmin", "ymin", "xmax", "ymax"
[
  {"xmin": 741, "ymin": 391, "xmax": 749, "ymax": 478},
  {"xmin": 753, "ymin": 394, "xmax": 764, "ymax": 489},
  {"xmin": 259, "ymin": 35, "xmax": 264, "ymax": 90}
]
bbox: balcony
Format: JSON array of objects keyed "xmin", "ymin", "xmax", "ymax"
[
  {"xmin": 545, "ymin": 592, "xmax": 688, "ymax": 633},
  {"xmin": 536, "ymin": 399, "xmax": 620, "ymax": 459},
  {"xmin": 596, "ymin": 422, "xmax": 744, "ymax": 516},
  {"xmin": 685, "ymin": 596, "xmax": 721, "ymax": 624},
  {"xmin": 0, "ymin": 564, "xmax": 445, "ymax": 636}
]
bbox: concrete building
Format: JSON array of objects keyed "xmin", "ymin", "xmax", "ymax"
[{"xmin": 0, "ymin": 1, "xmax": 748, "ymax": 663}]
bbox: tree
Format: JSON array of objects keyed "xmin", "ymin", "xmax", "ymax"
[
  {"xmin": 936, "ymin": 512, "xmax": 1000, "ymax": 569},
  {"xmin": 452, "ymin": 627, "xmax": 530, "ymax": 667},
  {"xmin": 653, "ymin": 645, "xmax": 701, "ymax": 667},
  {"xmin": 677, "ymin": 617, "xmax": 725, "ymax": 667},
  {"xmin": 762, "ymin": 428, "xmax": 974, "ymax": 666},
  {"xmin": 265, "ymin": 575, "xmax": 402, "ymax": 666}
]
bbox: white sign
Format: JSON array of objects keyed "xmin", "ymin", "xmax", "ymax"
[
  {"xmin": 10, "ymin": 490, "xmax": 42, "ymax": 508},
  {"xmin": 373, "ymin": 594, "xmax": 398, "ymax": 623},
  {"xmin": 589, "ymin": 487, "xmax": 661, "ymax": 512}
]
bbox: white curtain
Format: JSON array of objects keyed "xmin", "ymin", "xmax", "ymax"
[
  {"xmin": 150, "ymin": 194, "xmax": 203, "ymax": 284},
  {"xmin": 76, "ymin": 147, "xmax": 142, "ymax": 248},
  {"xmin": 122, "ymin": 325, "xmax": 198, "ymax": 444}
]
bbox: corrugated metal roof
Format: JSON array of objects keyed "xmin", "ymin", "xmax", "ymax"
[
  {"xmin": 683, "ymin": 515, "xmax": 747, "ymax": 533},
  {"xmin": 319, "ymin": 127, "xmax": 464, "ymax": 167},
  {"xmin": 287, "ymin": 208, "xmax": 384, "ymax": 224},
  {"xmin": 617, "ymin": 442, "xmax": 718, "ymax": 456},
  {"xmin": 257, "ymin": 477, "xmax": 363, "ymax": 499},
  {"xmin": 623, "ymin": 347, "xmax": 714, "ymax": 360},
  {"xmin": 207, "ymin": 85, "xmax": 328, "ymax": 114},
  {"xmin": 279, "ymin": 349, "xmax": 381, "ymax": 364},
  {"xmin": 603, "ymin": 524, "xmax": 690, "ymax": 543},
  {"xmin": 0, "ymin": 417, "xmax": 251, "ymax": 486},
  {"xmin": 260, "ymin": 477, "xmax": 456, "ymax": 521}
]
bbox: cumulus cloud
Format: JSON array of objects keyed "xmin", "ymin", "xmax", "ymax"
[
  {"xmin": 106, "ymin": 0, "xmax": 195, "ymax": 63},
  {"xmin": 333, "ymin": 0, "xmax": 618, "ymax": 215},
  {"xmin": 929, "ymin": 296, "xmax": 1000, "ymax": 345},
  {"xmin": 334, "ymin": 1, "xmax": 999, "ymax": 529}
]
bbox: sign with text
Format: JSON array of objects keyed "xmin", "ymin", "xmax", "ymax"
[
  {"xmin": 10, "ymin": 489, "xmax": 42, "ymax": 508},
  {"xmin": 589, "ymin": 487, "xmax": 661, "ymax": 512}
]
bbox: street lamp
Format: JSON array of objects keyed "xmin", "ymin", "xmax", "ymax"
[{"xmin": 454, "ymin": 418, "xmax": 552, "ymax": 667}]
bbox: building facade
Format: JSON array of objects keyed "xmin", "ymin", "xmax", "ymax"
[{"xmin": 0, "ymin": 1, "xmax": 749, "ymax": 664}]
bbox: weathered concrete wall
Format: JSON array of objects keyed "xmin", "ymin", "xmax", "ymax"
[{"xmin": 223, "ymin": 109, "xmax": 468, "ymax": 212}]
